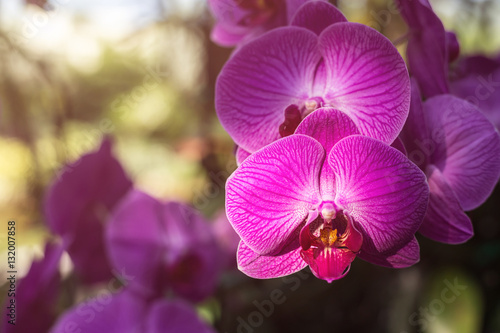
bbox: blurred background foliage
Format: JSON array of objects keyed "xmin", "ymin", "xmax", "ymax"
[{"xmin": 0, "ymin": 0, "xmax": 499, "ymax": 332}]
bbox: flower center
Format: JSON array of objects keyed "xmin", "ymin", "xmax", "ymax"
[
  {"xmin": 304, "ymin": 97, "xmax": 325, "ymax": 115},
  {"xmin": 299, "ymin": 211, "xmax": 363, "ymax": 282},
  {"xmin": 320, "ymin": 227, "xmax": 338, "ymax": 247},
  {"xmin": 279, "ymin": 98, "xmax": 326, "ymax": 137}
]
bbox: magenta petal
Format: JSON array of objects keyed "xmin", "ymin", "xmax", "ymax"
[
  {"xmin": 146, "ymin": 299, "xmax": 215, "ymax": 333},
  {"xmin": 106, "ymin": 190, "xmax": 220, "ymax": 301},
  {"xmin": 425, "ymin": 95, "xmax": 500, "ymax": 210},
  {"xmin": 237, "ymin": 241, "xmax": 306, "ymax": 279},
  {"xmin": 400, "ymin": 79, "xmax": 429, "ymax": 169},
  {"xmin": 329, "ymin": 135, "xmax": 429, "ymax": 253},
  {"xmin": 419, "ymin": 165, "xmax": 473, "ymax": 244},
  {"xmin": 359, "ymin": 237, "xmax": 420, "ymax": 268},
  {"xmin": 50, "ymin": 289, "xmax": 147, "ymax": 333},
  {"xmin": 286, "ymin": 0, "xmax": 321, "ymax": 21},
  {"xmin": 395, "ymin": 0, "xmax": 449, "ymax": 97},
  {"xmin": 295, "ymin": 107, "xmax": 359, "ymax": 199},
  {"xmin": 295, "ymin": 107, "xmax": 359, "ymax": 152},
  {"xmin": 216, "ymin": 27, "xmax": 320, "ymax": 152},
  {"xmin": 320, "ymin": 22, "xmax": 410, "ymax": 144},
  {"xmin": 226, "ymin": 135, "xmax": 323, "ymax": 255},
  {"xmin": 44, "ymin": 138, "xmax": 132, "ymax": 284},
  {"xmin": 446, "ymin": 31, "xmax": 460, "ymax": 62},
  {"xmin": 291, "ymin": 1, "xmax": 347, "ymax": 35}
]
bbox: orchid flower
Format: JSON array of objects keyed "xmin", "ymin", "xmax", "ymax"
[
  {"xmin": 226, "ymin": 108, "xmax": 429, "ymax": 282},
  {"xmin": 106, "ymin": 190, "xmax": 220, "ymax": 302},
  {"xmin": 216, "ymin": 1, "xmax": 410, "ymax": 155},
  {"xmin": 44, "ymin": 138, "xmax": 132, "ymax": 284},
  {"xmin": 208, "ymin": 0, "xmax": 324, "ymax": 47},
  {"xmin": 50, "ymin": 288, "xmax": 215, "ymax": 333},
  {"xmin": 400, "ymin": 81, "xmax": 500, "ymax": 244}
]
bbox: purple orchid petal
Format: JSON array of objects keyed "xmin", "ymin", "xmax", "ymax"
[
  {"xmin": 216, "ymin": 27, "xmax": 320, "ymax": 152},
  {"xmin": 400, "ymin": 79, "xmax": 429, "ymax": 170},
  {"xmin": 226, "ymin": 134, "xmax": 323, "ymax": 255},
  {"xmin": 395, "ymin": 0, "xmax": 449, "ymax": 97},
  {"xmin": 328, "ymin": 135, "xmax": 429, "ymax": 255},
  {"xmin": 3, "ymin": 243, "xmax": 63, "ymax": 333},
  {"xmin": 44, "ymin": 138, "xmax": 132, "ymax": 284},
  {"xmin": 285, "ymin": 0, "xmax": 321, "ymax": 21},
  {"xmin": 311, "ymin": 59, "xmax": 328, "ymax": 97},
  {"xmin": 319, "ymin": 23, "xmax": 411, "ymax": 144},
  {"xmin": 291, "ymin": 1, "xmax": 347, "ymax": 35},
  {"xmin": 295, "ymin": 107, "xmax": 359, "ymax": 152},
  {"xmin": 146, "ymin": 299, "xmax": 215, "ymax": 333},
  {"xmin": 295, "ymin": 107, "xmax": 359, "ymax": 199},
  {"xmin": 106, "ymin": 190, "xmax": 220, "ymax": 301},
  {"xmin": 446, "ymin": 31, "xmax": 460, "ymax": 63},
  {"xmin": 424, "ymin": 95, "xmax": 500, "ymax": 210},
  {"xmin": 237, "ymin": 240, "xmax": 306, "ymax": 279},
  {"xmin": 358, "ymin": 237, "xmax": 420, "ymax": 268},
  {"xmin": 419, "ymin": 165, "xmax": 473, "ymax": 244},
  {"xmin": 449, "ymin": 58, "xmax": 500, "ymax": 129},
  {"xmin": 50, "ymin": 289, "xmax": 148, "ymax": 333}
]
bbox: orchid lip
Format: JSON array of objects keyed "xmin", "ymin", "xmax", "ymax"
[{"xmin": 299, "ymin": 209, "xmax": 363, "ymax": 282}]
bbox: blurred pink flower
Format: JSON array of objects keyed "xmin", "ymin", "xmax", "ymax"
[
  {"xmin": 208, "ymin": 0, "xmax": 325, "ymax": 47},
  {"xmin": 50, "ymin": 289, "xmax": 215, "ymax": 333},
  {"xmin": 106, "ymin": 190, "xmax": 221, "ymax": 302},
  {"xmin": 44, "ymin": 138, "xmax": 133, "ymax": 284}
]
